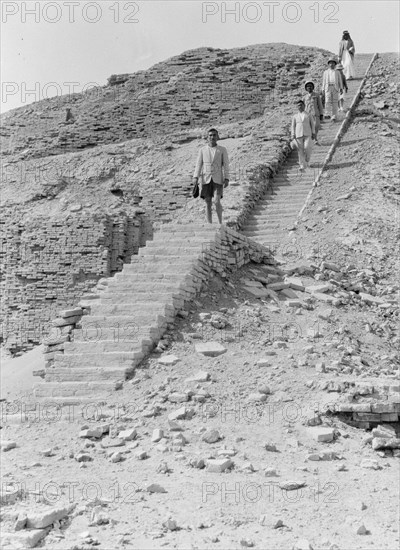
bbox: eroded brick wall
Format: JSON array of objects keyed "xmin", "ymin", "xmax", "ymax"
[{"xmin": 0, "ymin": 212, "xmax": 147, "ymax": 355}]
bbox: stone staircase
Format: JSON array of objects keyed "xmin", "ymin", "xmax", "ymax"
[
  {"xmin": 32, "ymin": 55, "xmax": 375, "ymax": 403},
  {"xmin": 241, "ymin": 54, "xmax": 374, "ymax": 248},
  {"xmin": 33, "ymin": 224, "xmax": 271, "ymax": 401}
]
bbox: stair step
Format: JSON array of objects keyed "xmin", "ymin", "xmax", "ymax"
[
  {"xmin": 90, "ymin": 303, "xmax": 175, "ymax": 316},
  {"xmin": 64, "ymin": 341, "xmax": 146, "ymax": 354},
  {"xmin": 33, "ymin": 380, "xmax": 121, "ymax": 398},
  {"xmin": 73, "ymin": 324, "xmax": 162, "ymax": 343},
  {"xmin": 80, "ymin": 314, "xmax": 169, "ymax": 327},
  {"xmin": 248, "ymin": 207, "xmax": 304, "ymax": 215},
  {"xmin": 99, "ymin": 291, "xmax": 181, "ymax": 301},
  {"xmin": 57, "ymin": 349, "xmax": 142, "ymax": 361},
  {"xmin": 45, "ymin": 367, "xmax": 130, "ymax": 382}
]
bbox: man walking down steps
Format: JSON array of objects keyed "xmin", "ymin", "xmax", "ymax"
[
  {"xmin": 193, "ymin": 128, "xmax": 230, "ymax": 224},
  {"xmin": 290, "ymin": 100, "xmax": 316, "ymax": 171}
]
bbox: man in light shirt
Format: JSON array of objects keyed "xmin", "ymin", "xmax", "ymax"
[
  {"xmin": 193, "ymin": 128, "xmax": 230, "ymax": 224},
  {"xmin": 291, "ymin": 100, "xmax": 316, "ymax": 171},
  {"xmin": 321, "ymin": 58, "xmax": 343, "ymax": 121}
]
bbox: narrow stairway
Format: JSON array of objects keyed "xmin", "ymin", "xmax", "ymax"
[{"xmin": 241, "ymin": 54, "xmax": 373, "ymax": 248}]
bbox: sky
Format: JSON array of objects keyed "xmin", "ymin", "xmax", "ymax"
[{"xmin": 1, "ymin": 0, "xmax": 399, "ymax": 113}]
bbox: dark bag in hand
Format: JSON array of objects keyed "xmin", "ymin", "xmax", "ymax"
[{"xmin": 192, "ymin": 181, "xmax": 199, "ymax": 198}]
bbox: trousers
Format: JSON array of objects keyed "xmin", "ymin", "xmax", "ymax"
[
  {"xmin": 295, "ymin": 136, "xmax": 313, "ymax": 167},
  {"xmin": 325, "ymin": 85, "xmax": 339, "ymax": 118}
]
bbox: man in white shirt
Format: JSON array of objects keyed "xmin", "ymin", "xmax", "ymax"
[
  {"xmin": 193, "ymin": 128, "xmax": 230, "ymax": 224},
  {"xmin": 321, "ymin": 59, "xmax": 343, "ymax": 121},
  {"xmin": 291, "ymin": 100, "xmax": 316, "ymax": 171}
]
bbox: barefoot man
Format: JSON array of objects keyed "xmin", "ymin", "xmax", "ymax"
[{"xmin": 193, "ymin": 128, "xmax": 230, "ymax": 224}]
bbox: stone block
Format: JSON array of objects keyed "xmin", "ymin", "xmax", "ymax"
[
  {"xmin": 59, "ymin": 307, "xmax": 83, "ymax": 318},
  {"xmin": 52, "ymin": 315, "xmax": 81, "ymax": 327},
  {"xmin": 2, "ymin": 529, "xmax": 48, "ymax": 548},
  {"xmin": 372, "ymin": 437, "xmax": 400, "ymax": 450},
  {"xmin": 359, "ymin": 293, "xmax": 385, "ymax": 305},
  {"xmin": 118, "ymin": 428, "xmax": 137, "ymax": 441},
  {"xmin": 206, "ymin": 458, "xmax": 233, "ymax": 473},
  {"xmin": 26, "ymin": 506, "xmax": 70, "ymax": 528},
  {"xmin": 285, "ymin": 277, "xmax": 305, "ymax": 291},
  {"xmin": 280, "ymin": 288, "xmax": 299, "ymax": 299},
  {"xmin": 353, "ymin": 413, "xmax": 383, "ymax": 421},
  {"xmin": 158, "ymin": 354, "xmax": 180, "ymax": 365},
  {"xmin": 185, "ymin": 370, "xmax": 210, "ymax": 382},
  {"xmin": 309, "ymin": 427, "xmax": 335, "ymax": 442},
  {"xmin": 195, "ymin": 342, "xmax": 227, "ymax": 357},
  {"xmin": 305, "ymin": 284, "xmax": 332, "ymax": 294},
  {"xmin": 0, "ymin": 440, "xmax": 17, "ymax": 451},
  {"xmin": 257, "ymin": 358, "xmax": 271, "ymax": 367}
]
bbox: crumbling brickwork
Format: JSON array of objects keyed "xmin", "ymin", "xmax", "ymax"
[{"xmin": 0, "ymin": 212, "xmax": 146, "ymax": 355}]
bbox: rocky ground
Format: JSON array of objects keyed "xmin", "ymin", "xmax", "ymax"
[{"xmin": 1, "ymin": 53, "xmax": 400, "ymax": 549}]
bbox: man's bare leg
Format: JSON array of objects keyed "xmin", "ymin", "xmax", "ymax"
[
  {"xmin": 205, "ymin": 198, "xmax": 212, "ymax": 223},
  {"xmin": 215, "ymin": 196, "xmax": 223, "ymax": 224}
]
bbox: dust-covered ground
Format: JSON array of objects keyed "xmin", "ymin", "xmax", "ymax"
[{"xmin": 1, "ymin": 53, "xmax": 399, "ymax": 550}]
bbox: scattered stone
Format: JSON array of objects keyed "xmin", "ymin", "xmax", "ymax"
[
  {"xmin": 14, "ymin": 512, "xmax": 27, "ymax": 531},
  {"xmin": 2, "ymin": 529, "xmax": 48, "ymax": 548},
  {"xmin": 273, "ymin": 519, "xmax": 284, "ymax": 529},
  {"xmin": 168, "ymin": 406, "xmax": 194, "ymax": 421},
  {"xmin": 240, "ymin": 538, "xmax": 255, "ymax": 547},
  {"xmin": 202, "ymin": 429, "xmax": 222, "ymax": 444},
  {"xmin": 217, "ymin": 448, "xmax": 237, "ymax": 457},
  {"xmin": 109, "ymin": 451, "xmax": 124, "ymax": 463},
  {"xmin": 90, "ymin": 506, "xmax": 109, "ymax": 526},
  {"xmin": 0, "ymin": 440, "xmax": 17, "ymax": 451},
  {"xmin": 168, "ymin": 392, "xmax": 190, "ymax": 403},
  {"xmin": 248, "ymin": 392, "xmax": 267, "ymax": 402},
  {"xmin": 303, "ymin": 413, "xmax": 322, "ymax": 426},
  {"xmin": 206, "ymin": 458, "xmax": 233, "ymax": 473},
  {"xmin": 188, "ymin": 456, "xmax": 205, "ymax": 469},
  {"xmin": 195, "ymin": 342, "xmax": 227, "ymax": 357},
  {"xmin": 372, "ymin": 437, "xmax": 400, "ymax": 450},
  {"xmin": 118, "ymin": 428, "xmax": 137, "ymax": 441},
  {"xmin": 356, "ymin": 524, "xmax": 369, "ymax": 535},
  {"xmin": 152, "ymin": 429, "xmax": 164, "ymax": 443},
  {"xmin": 75, "ymin": 453, "xmax": 93, "ymax": 462},
  {"xmin": 257, "ymin": 358, "xmax": 271, "ymax": 367},
  {"xmin": 264, "ymin": 442, "xmax": 279, "ymax": 452},
  {"xmin": 173, "ymin": 432, "xmax": 188, "ymax": 446},
  {"xmin": 307, "ymin": 452, "xmax": 340, "ymax": 461},
  {"xmin": 158, "ymin": 355, "xmax": 180, "ymax": 366},
  {"xmin": 371, "ymin": 425, "xmax": 396, "ymax": 439},
  {"xmin": 210, "ymin": 313, "xmax": 228, "ymax": 329},
  {"xmin": 279, "ymin": 481, "xmax": 306, "ymax": 491},
  {"xmin": 39, "ymin": 448, "xmax": 54, "ymax": 457},
  {"xmin": 136, "ymin": 450, "xmax": 149, "ymax": 460},
  {"xmin": 79, "ymin": 428, "xmax": 103, "ymax": 439},
  {"xmin": 163, "ymin": 518, "xmax": 178, "ymax": 531},
  {"xmin": 309, "ymin": 427, "xmax": 335, "ymax": 442},
  {"xmin": 101, "ymin": 437, "xmax": 125, "ymax": 448},
  {"xmin": 264, "ymin": 468, "xmax": 279, "ymax": 477},
  {"xmin": 185, "ymin": 370, "xmax": 210, "ymax": 382},
  {"xmin": 147, "ymin": 483, "xmax": 167, "ymax": 493},
  {"xmin": 157, "ymin": 461, "xmax": 171, "ymax": 474},
  {"xmin": 26, "ymin": 506, "xmax": 71, "ymax": 528},
  {"xmin": 360, "ymin": 459, "xmax": 382, "ymax": 470},
  {"xmin": 168, "ymin": 419, "xmax": 184, "ymax": 431}
]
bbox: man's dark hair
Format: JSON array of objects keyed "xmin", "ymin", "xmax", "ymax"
[
  {"xmin": 208, "ymin": 128, "xmax": 218, "ymax": 134},
  {"xmin": 296, "ymin": 100, "xmax": 305, "ymax": 105}
]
